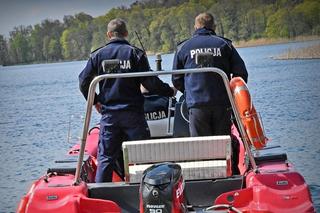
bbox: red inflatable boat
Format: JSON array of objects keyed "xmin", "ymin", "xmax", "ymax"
[{"xmin": 17, "ymin": 67, "xmax": 315, "ymax": 213}]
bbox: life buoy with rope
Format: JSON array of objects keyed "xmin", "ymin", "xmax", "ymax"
[{"xmin": 230, "ymin": 77, "xmax": 267, "ymax": 149}]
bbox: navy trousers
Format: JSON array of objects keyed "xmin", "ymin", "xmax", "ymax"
[
  {"xmin": 188, "ymin": 106, "xmax": 231, "ymax": 137},
  {"xmin": 189, "ymin": 106, "xmax": 240, "ymax": 175},
  {"xmin": 95, "ymin": 111, "xmax": 150, "ymax": 182}
]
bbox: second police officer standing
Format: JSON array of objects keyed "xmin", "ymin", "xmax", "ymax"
[{"xmin": 172, "ymin": 12, "xmax": 248, "ymax": 137}]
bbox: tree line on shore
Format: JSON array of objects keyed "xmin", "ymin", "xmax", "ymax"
[{"xmin": 0, "ymin": 0, "xmax": 319, "ymax": 65}]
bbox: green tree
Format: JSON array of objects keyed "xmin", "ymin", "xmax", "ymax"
[
  {"xmin": 42, "ymin": 36, "xmax": 50, "ymax": 62},
  {"xmin": 29, "ymin": 19, "xmax": 63, "ymax": 62},
  {"xmin": 265, "ymin": 8, "xmax": 293, "ymax": 38},
  {"xmin": 75, "ymin": 12, "xmax": 93, "ymax": 23},
  {"xmin": 60, "ymin": 29, "xmax": 73, "ymax": 59},
  {"xmin": 30, "ymin": 24, "xmax": 45, "ymax": 61},
  {"xmin": 60, "ymin": 12, "xmax": 94, "ymax": 60},
  {"xmin": 240, "ymin": 8, "xmax": 266, "ymax": 40},
  {"xmin": 48, "ymin": 39, "xmax": 61, "ymax": 61},
  {"xmin": 0, "ymin": 35, "xmax": 9, "ymax": 65},
  {"xmin": 292, "ymin": 0, "xmax": 320, "ymax": 35},
  {"xmin": 91, "ymin": 16, "xmax": 107, "ymax": 51},
  {"xmin": 9, "ymin": 25, "xmax": 32, "ymax": 64}
]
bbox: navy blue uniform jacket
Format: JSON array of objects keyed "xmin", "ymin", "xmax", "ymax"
[
  {"xmin": 79, "ymin": 38, "xmax": 173, "ymax": 113},
  {"xmin": 172, "ymin": 28, "xmax": 248, "ymax": 108}
]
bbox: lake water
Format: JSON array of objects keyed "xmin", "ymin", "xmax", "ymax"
[{"xmin": 0, "ymin": 40, "xmax": 319, "ymax": 212}]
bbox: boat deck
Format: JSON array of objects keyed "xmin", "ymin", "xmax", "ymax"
[{"xmin": 87, "ymin": 176, "xmax": 243, "ymax": 213}]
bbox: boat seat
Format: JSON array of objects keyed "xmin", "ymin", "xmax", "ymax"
[{"xmin": 122, "ymin": 135, "xmax": 232, "ymax": 183}]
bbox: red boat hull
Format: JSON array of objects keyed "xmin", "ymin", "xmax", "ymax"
[
  {"xmin": 17, "ymin": 125, "xmax": 315, "ymax": 213},
  {"xmin": 17, "ymin": 175, "xmax": 121, "ymax": 213},
  {"xmin": 215, "ymin": 164, "xmax": 314, "ymax": 212}
]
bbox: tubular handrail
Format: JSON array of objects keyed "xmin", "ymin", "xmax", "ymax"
[
  {"xmin": 166, "ymin": 97, "xmax": 174, "ymax": 136},
  {"xmin": 73, "ymin": 68, "xmax": 258, "ymax": 185}
]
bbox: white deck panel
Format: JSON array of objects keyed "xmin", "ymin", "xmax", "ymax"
[
  {"xmin": 122, "ymin": 135, "xmax": 231, "ymax": 164},
  {"xmin": 128, "ymin": 160, "xmax": 227, "ymax": 183}
]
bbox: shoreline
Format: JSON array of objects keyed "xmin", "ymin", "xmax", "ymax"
[
  {"xmin": 273, "ymin": 43, "xmax": 320, "ymax": 60},
  {"xmin": 2, "ymin": 36, "xmax": 319, "ymax": 66},
  {"xmin": 147, "ymin": 35, "xmax": 320, "ymax": 56},
  {"xmin": 233, "ymin": 35, "xmax": 320, "ymax": 49}
]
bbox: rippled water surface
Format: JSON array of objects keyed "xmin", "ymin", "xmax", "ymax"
[{"xmin": 0, "ymin": 40, "xmax": 319, "ymax": 212}]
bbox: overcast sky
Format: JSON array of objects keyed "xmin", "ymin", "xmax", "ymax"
[{"xmin": 0, "ymin": 0, "xmax": 137, "ymax": 37}]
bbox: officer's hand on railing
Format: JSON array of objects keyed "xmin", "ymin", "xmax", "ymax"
[
  {"xmin": 171, "ymin": 87, "xmax": 178, "ymax": 96},
  {"xmin": 95, "ymin": 102, "xmax": 102, "ymax": 114}
]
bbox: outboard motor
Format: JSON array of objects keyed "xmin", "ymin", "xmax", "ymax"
[{"xmin": 140, "ymin": 163, "xmax": 187, "ymax": 213}]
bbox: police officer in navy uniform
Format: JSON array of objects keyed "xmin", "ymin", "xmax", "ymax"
[
  {"xmin": 79, "ymin": 18, "xmax": 175, "ymax": 182},
  {"xmin": 172, "ymin": 12, "xmax": 248, "ymax": 137}
]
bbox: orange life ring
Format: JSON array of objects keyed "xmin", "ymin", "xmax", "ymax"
[{"xmin": 230, "ymin": 77, "xmax": 267, "ymax": 149}]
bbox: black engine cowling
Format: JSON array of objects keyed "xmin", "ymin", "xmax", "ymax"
[{"xmin": 140, "ymin": 163, "xmax": 187, "ymax": 213}]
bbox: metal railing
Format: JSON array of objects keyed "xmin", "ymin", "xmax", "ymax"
[{"xmin": 73, "ymin": 68, "xmax": 258, "ymax": 185}]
